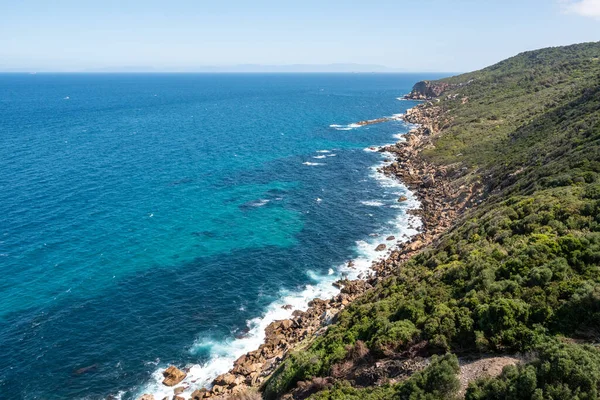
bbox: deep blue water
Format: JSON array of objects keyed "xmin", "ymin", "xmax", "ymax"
[{"xmin": 0, "ymin": 73, "xmax": 446, "ymax": 399}]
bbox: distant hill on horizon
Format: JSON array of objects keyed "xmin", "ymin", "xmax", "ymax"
[{"xmin": 0, "ymin": 63, "xmax": 411, "ymax": 73}]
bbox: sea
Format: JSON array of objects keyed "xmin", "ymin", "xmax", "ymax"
[{"xmin": 0, "ymin": 72, "xmax": 446, "ymax": 399}]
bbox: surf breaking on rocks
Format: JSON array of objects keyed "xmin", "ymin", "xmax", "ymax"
[{"xmin": 134, "ymin": 120, "xmax": 422, "ymax": 400}]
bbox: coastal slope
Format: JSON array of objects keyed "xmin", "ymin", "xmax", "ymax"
[{"xmin": 260, "ymin": 42, "xmax": 600, "ymax": 399}]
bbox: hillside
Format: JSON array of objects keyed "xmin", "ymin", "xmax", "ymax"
[{"xmin": 260, "ymin": 42, "xmax": 600, "ymax": 400}]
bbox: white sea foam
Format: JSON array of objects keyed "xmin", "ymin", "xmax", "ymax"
[
  {"xmin": 136, "ymin": 151, "xmax": 422, "ymax": 400},
  {"xmin": 329, "ymin": 123, "xmax": 361, "ymax": 131},
  {"xmin": 316, "ymin": 150, "xmax": 330, "ymax": 153},
  {"xmin": 313, "ymin": 155, "xmax": 327, "ymax": 159},
  {"xmin": 136, "ymin": 273, "xmax": 342, "ymax": 400},
  {"xmin": 249, "ymin": 199, "xmax": 270, "ymax": 207},
  {"xmin": 360, "ymin": 200, "xmax": 384, "ymax": 207},
  {"xmin": 326, "ymin": 154, "xmax": 337, "ymax": 157},
  {"xmin": 303, "ymin": 162, "xmax": 324, "ymax": 166}
]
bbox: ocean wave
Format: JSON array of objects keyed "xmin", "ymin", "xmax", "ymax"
[
  {"xmin": 316, "ymin": 150, "xmax": 330, "ymax": 153},
  {"xmin": 303, "ymin": 162, "xmax": 324, "ymax": 166},
  {"xmin": 326, "ymin": 154, "xmax": 337, "ymax": 157},
  {"xmin": 312, "ymin": 155, "xmax": 327, "ymax": 159},
  {"xmin": 329, "ymin": 123, "xmax": 361, "ymax": 131},
  {"xmin": 360, "ymin": 200, "xmax": 384, "ymax": 207},
  {"xmin": 136, "ymin": 152, "xmax": 422, "ymax": 400},
  {"xmin": 240, "ymin": 199, "xmax": 270, "ymax": 209}
]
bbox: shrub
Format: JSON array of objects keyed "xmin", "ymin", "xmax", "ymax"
[{"xmin": 465, "ymin": 342, "xmax": 600, "ymax": 400}]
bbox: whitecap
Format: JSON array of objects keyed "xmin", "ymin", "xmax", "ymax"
[
  {"xmin": 250, "ymin": 199, "xmax": 270, "ymax": 207},
  {"xmin": 316, "ymin": 150, "xmax": 330, "ymax": 153},
  {"xmin": 329, "ymin": 123, "xmax": 361, "ymax": 131},
  {"xmin": 302, "ymin": 162, "xmax": 324, "ymax": 166},
  {"xmin": 360, "ymin": 200, "xmax": 384, "ymax": 207},
  {"xmin": 313, "ymin": 155, "xmax": 327, "ymax": 159}
]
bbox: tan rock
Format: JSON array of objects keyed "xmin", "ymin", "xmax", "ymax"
[
  {"xmin": 212, "ymin": 384, "xmax": 225, "ymax": 394},
  {"xmin": 173, "ymin": 386, "xmax": 185, "ymax": 395},
  {"xmin": 214, "ymin": 372, "xmax": 237, "ymax": 387},
  {"xmin": 281, "ymin": 319, "xmax": 293, "ymax": 330},
  {"xmin": 190, "ymin": 388, "xmax": 208, "ymax": 400},
  {"xmin": 139, "ymin": 395, "xmax": 155, "ymax": 400},
  {"xmin": 162, "ymin": 366, "xmax": 186, "ymax": 387},
  {"xmin": 375, "ymin": 244, "xmax": 386, "ymax": 251}
]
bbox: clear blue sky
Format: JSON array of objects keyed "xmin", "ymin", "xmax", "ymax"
[{"xmin": 1, "ymin": 0, "xmax": 599, "ymax": 72}]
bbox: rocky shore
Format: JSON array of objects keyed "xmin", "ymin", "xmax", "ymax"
[{"xmin": 141, "ymin": 95, "xmax": 481, "ymax": 400}]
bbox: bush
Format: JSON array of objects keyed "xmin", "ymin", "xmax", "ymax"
[{"xmin": 465, "ymin": 342, "xmax": 600, "ymax": 400}]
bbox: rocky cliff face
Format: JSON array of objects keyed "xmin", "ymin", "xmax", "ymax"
[{"xmin": 404, "ymin": 80, "xmax": 450, "ymax": 100}]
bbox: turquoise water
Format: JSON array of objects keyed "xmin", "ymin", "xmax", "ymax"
[{"xmin": 0, "ymin": 73, "xmax": 445, "ymax": 399}]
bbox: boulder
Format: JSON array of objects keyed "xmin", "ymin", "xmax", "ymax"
[
  {"xmin": 190, "ymin": 388, "xmax": 208, "ymax": 400},
  {"xmin": 212, "ymin": 384, "xmax": 225, "ymax": 394},
  {"xmin": 162, "ymin": 366, "xmax": 187, "ymax": 387},
  {"xmin": 386, "ymin": 236, "xmax": 395, "ymax": 241},
  {"xmin": 398, "ymin": 195, "xmax": 408, "ymax": 202},
  {"xmin": 422, "ymin": 175, "xmax": 436, "ymax": 188},
  {"xmin": 139, "ymin": 395, "xmax": 154, "ymax": 400},
  {"xmin": 341, "ymin": 280, "xmax": 371, "ymax": 296},
  {"xmin": 375, "ymin": 244, "xmax": 387, "ymax": 251},
  {"xmin": 173, "ymin": 387, "xmax": 185, "ymax": 395},
  {"xmin": 214, "ymin": 372, "xmax": 237, "ymax": 387}
]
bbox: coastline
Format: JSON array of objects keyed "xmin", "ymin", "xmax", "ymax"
[{"xmin": 141, "ymin": 96, "xmax": 474, "ymax": 400}]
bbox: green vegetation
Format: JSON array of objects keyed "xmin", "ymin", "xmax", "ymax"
[
  {"xmin": 263, "ymin": 42, "xmax": 600, "ymax": 399},
  {"xmin": 466, "ymin": 342, "xmax": 600, "ymax": 400},
  {"xmin": 308, "ymin": 354, "xmax": 460, "ymax": 400}
]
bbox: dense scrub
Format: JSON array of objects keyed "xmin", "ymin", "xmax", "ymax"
[
  {"xmin": 466, "ymin": 342, "xmax": 600, "ymax": 400},
  {"xmin": 310, "ymin": 354, "xmax": 460, "ymax": 400},
  {"xmin": 263, "ymin": 42, "xmax": 600, "ymax": 399}
]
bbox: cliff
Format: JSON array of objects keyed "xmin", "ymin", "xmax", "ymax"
[{"xmin": 404, "ymin": 80, "xmax": 451, "ymax": 100}]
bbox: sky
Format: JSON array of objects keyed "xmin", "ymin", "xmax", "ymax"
[{"xmin": 0, "ymin": 0, "xmax": 599, "ymax": 72}]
